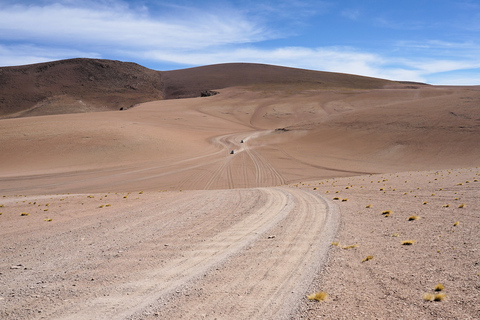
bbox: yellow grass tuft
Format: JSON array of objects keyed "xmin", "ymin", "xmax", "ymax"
[
  {"xmin": 139, "ymin": 191, "xmax": 144, "ymax": 194},
  {"xmin": 408, "ymin": 215, "xmax": 420, "ymax": 221},
  {"xmin": 382, "ymin": 210, "xmax": 392, "ymax": 215},
  {"xmin": 313, "ymin": 187, "xmax": 317, "ymax": 190},
  {"xmin": 44, "ymin": 218, "xmax": 52, "ymax": 222},
  {"xmin": 331, "ymin": 242, "xmax": 339, "ymax": 246},
  {"xmin": 401, "ymin": 240, "xmax": 416, "ymax": 245},
  {"xmin": 0, "ymin": 204, "xmax": 3, "ymax": 207},
  {"xmin": 423, "ymin": 293, "xmax": 434, "ymax": 301},
  {"xmin": 333, "ymin": 197, "xmax": 340, "ymax": 200},
  {"xmin": 392, "ymin": 233, "xmax": 400, "ymax": 237},
  {"xmin": 453, "ymin": 221, "xmax": 459, "ymax": 226},
  {"xmin": 362, "ymin": 255, "xmax": 374, "ymax": 262},
  {"xmin": 423, "ymin": 201, "xmax": 428, "ymax": 205},
  {"xmin": 458, "ymin": 203, "xmax": 466, "ymax": 208},
  {"xmin": 342, "ymin": 244, "xmax": 358, "ymax": 249},
  {"xmin": 307, "ymin": 291, "xmax": 328, "ymax": 301},
  {"xmin": 342, "ymin": 198, "xmax": 348, "ymax": 202},
  {"xmin": 442, "ymin": 204, "xmax": 450, "ymax": 208},
  {"xmin": 20, "ymin": 212, "xmax": 30, "ymax": 216},
  {"xmin": 433, "ymin": 293, "xmax": 447, "ymax": 301},
  {"xmin": 434, "ymin": 283, "xmax": 444, "ymax": 291},
  {"xmin": 87, "ymin": 195, "xmax": 94, "ymax": 198},
  {"xmin": 365, "ymin": 204, "xmax": 372, "ymax": 208}
]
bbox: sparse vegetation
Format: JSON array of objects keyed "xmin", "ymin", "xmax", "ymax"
[
  {"xmin": 342, "ymin": 244, "xmax": 358, "ymax": 249},
  {"xmin": 434, "ymin": 283, "xmax": 444, "ymax": 291},
  {"xmin": 401, "ymin": 240, "xmax": 416, "ymax": 245},
  {"xmin": 307, "ymin": 291, "xmax": 328, "ymax": 301},
  {"xmin": 433, "ymin": 293, "xmax": 447, "ymax": 301},
  {"xmin": 362, "ymin": 255, "xmax": 374, "ymax": 262},
  {"xmin": 20, "ymin": 212, "xmax": 29, "ymax": 216},
  {"xmin": 423, "ymin": 293, "xmax": 434, "ymax": 301},
  {"xmin": 408, "ymin": 215, "xmax": 420, "ymax": 221},
  {"xmin": 458, "ymin": 203, "xmax": 466, "ymax": 208}
]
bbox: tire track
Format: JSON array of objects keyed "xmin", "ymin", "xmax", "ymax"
[
  {"xmin": 42, "ymin": 187, "xmax": 337, "ymax": 320},
  {"xmin": 145, "ymin": 187, "xmax": 338, "ymax": 320}
]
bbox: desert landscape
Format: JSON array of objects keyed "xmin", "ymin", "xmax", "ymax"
[{"xmin": 0, "ymin": 59, "xmax": 479, "ymax": 319}]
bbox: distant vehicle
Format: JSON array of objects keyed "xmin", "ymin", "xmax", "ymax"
[{"xmin": 230, "ymin": 150, "xmax": 235, "ymax": 154}]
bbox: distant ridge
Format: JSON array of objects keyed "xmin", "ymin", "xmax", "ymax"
[
  {"xmin": 0, "ymin": 58, "xmax": 397, "ymax": 118},
  {"xmin": 0, "ymin": 58, "xmax": 163, "ymax": 118}
]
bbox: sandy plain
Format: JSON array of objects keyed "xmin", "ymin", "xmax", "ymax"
[{"xmin": 1, "ymin": 77, "xmax": 480, "ymax": 319}]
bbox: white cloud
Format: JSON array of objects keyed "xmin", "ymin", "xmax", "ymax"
[
  {"xmin": 0, "ymin": 2, "xmax": 267, "ymax": 51},
  {"xmin": 142, "ymin": 46, "xmax": 427, "ymax": 81},
  {"xmin": 0, "ymin": 44, "xmax": 100, "ymax": 67}
]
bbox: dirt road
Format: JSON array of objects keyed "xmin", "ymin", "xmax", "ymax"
[{"xmin": 0, "ymin": 187, "xmax": 337, "ymax": 319}]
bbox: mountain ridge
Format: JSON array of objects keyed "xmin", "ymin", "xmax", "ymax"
[{"xmin": 1, "ymin": 58, "xmax": 399, "ymax": 118}]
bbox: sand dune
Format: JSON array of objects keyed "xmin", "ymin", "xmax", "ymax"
[{"xmin": 0, "ymin": 61, "xmax": 479, "ymax": 319}]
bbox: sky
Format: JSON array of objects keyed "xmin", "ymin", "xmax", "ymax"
[{"xmin": 1, "ymin": 0, "xmax": 480, "ymax": 84}]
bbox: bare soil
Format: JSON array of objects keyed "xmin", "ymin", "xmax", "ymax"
[{"xmin": 1, "ymin": 64, "xmax": 479, "ymax": 319}]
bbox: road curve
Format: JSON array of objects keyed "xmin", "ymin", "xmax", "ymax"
[{"xmin": 0, "ymin": 187, "xmax": 338, "ymax": 320}]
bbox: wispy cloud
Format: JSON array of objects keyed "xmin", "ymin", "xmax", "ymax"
[
  {"xmin": 341, "ymin": 8, "xmax": 361, "ymax": 20},
  {"xmin": 0, "ymin": 2, "xmax": 268, "ymax": 52},
  {"xmin": 0, "ymin": 0, "xmax": 479, "ymax": 85},
  {"xmin": 0, "ymin": 44, "xmax": 100, "ymax": 67}
]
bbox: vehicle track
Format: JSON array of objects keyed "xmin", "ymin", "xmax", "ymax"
[
  {"xmin": 141, "ymin": 187, "xmax": 337, "ymax": 320},
  {"xmin": 1, "ymin": 187, "xmax": 337, "ymax": 320}
]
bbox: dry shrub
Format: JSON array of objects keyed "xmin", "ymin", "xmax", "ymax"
[
  {"xmin": 408, "ymin": 215, "xmax": 420, "ymax": 221},
  {"xmin": 401, "ymin": 240, "xmax": 415, "ymax": 245},
  {"xmin": 307, "ymin": 291, "xmax": 328, "ymax": 301},
  {"xmin": 362, "ymin": 255, "xmax": 374, "ymax": 262},
  {"xmin": 434, "ymin": 283, "xmax": 444, "ymax": 291},
  {"xmin": 423, "ymin": 293, "xmax": 434, "ymax": 301},
  {"xmin": 434, "ymin": 293, "xmax": 447, "ymax": 301}
]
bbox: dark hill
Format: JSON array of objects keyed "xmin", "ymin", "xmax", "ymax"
[
  {"xmin": 161, "ymin": 63, "xmax": 396, "ymax": 99},
  {"xmin": 0, "ymin": 58, "xmax": 163, "ymax": 118},
  {"xmin": 0, "ymin": 59, "xmax": 397, "ymax": 118}
]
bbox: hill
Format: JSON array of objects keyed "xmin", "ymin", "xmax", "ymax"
[
  {"xmin": 0, "ymin": 59, "xmax": 397, "ymax": 118},
  {"xmin": 0, "ymin": 58, "xmax": 163, "ymax": 118}
]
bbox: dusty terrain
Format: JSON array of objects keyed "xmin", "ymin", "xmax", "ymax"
[{"xmin": 0, "ymin": 61, "xmax": 479, "ymax": 319}]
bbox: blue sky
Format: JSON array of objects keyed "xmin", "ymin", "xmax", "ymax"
[{"xmin": 1, "ymin": 0, "xmax": 479, "ymax": 84}]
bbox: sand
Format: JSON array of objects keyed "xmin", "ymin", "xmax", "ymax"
[{"xmin": 1, "ymin": 78, "xmax": 479, "ymax": 319}]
